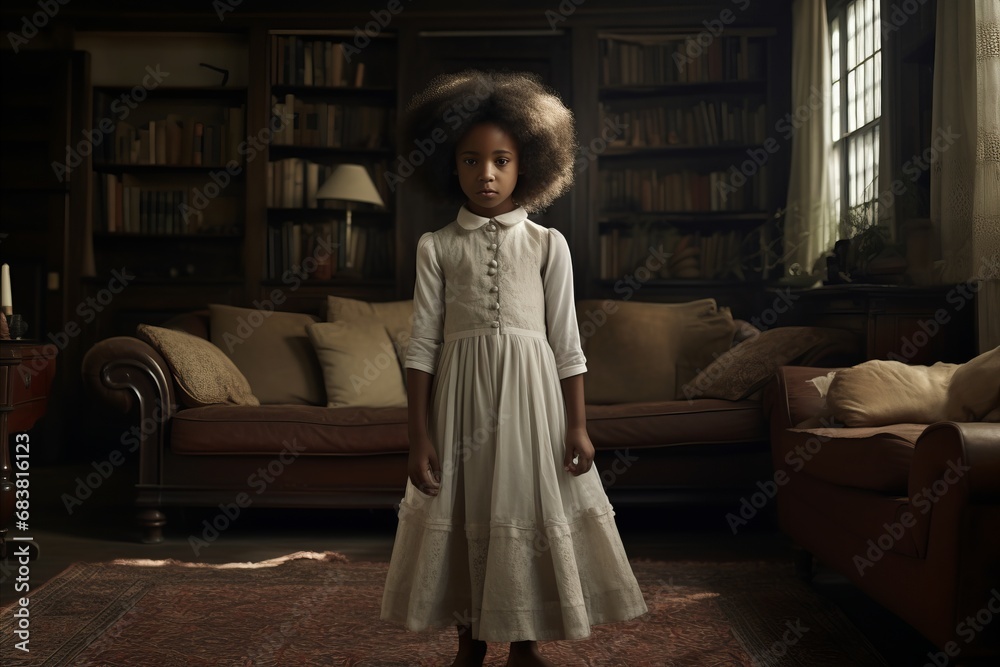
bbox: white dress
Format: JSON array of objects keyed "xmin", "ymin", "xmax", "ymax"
[{"xmin": 380, "ymin": 205, "xmax": 647, "ymax": 642}]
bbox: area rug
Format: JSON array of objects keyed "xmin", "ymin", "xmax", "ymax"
[{"xmin": 0, "ymin": 551, "xmax": 886, "ymax": 666}]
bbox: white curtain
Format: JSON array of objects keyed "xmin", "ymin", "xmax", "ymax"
[
  {"xmin": 931, "ymin": 0, "xmax": 1000, "ymax": 352},
  {"xmin": 785, "ymin": 0, "xmax": 835, "ymax": 275}
]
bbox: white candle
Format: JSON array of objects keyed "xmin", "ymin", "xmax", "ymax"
[{"xmin": 0, "ymin": 263, "xmax": 10, "ymax": 315}]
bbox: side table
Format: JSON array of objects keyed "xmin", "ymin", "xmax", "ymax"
[{"xmin": 0, "ymin": 342, "xmax": 57, "ymax": 558}]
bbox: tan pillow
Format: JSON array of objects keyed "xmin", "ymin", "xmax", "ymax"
[
  {"xmin": 136, "ymin": 324, "xmax": 259, "ymax": 407},
  {"xmin": 209, "ymin": 304, "xmax": 324, "ymax": 405},
  {"xmin": 827, "ymin": 359, "xmax": 960, "ymax": 426},
  {"xmin": 307, "ymin": 320, "xmax": 407, "ymax": 408},
  {"xmin": 326, "ymin": 296, "xmax": 413, "ymax": 362},
  {"xmin": 577, "ymin": 298, "xmax": 735, "ymax": 403},
  {"xmin": 946, "ymin": 346, "xmax": 1000, "ymax": 421},
  {"xmin": 682, "ymin": 327, "xmax": 859, "ymax": 401}
]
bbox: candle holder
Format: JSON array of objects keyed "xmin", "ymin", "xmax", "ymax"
[{"xmin": 7, "ymin": 314, "xmax": 28, "ymax": 340}]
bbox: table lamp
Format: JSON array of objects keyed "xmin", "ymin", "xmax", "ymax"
[{"xmin": 315, "ymin": 164, "xmax": 385, "ymax": 269}]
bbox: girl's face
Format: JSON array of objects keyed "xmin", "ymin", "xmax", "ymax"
[{"xmin": 455, "ymin": 122, "xmax": 520, "ymax": 217}]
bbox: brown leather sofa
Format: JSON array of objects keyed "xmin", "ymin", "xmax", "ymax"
[
  {"xmin": 765, "ymin": 366, "xmax": 1000, "ymax": 660},
  {"xmin": 81, "ymin": 308, "xmax": 853, "ymax": 544}
]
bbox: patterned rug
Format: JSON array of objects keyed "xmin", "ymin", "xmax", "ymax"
[{"xmin": 0, "ymin": 551, "xmax": 886, "ymax": 666}]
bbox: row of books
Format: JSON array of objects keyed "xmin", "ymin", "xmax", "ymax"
[
  {"xmin": 598, "ymin": 227, "xmax": 754, "ymax": 281},
  {"xmin": 600, "ymin": 35, "xmax": 767, "ymax": 86},
  {"xmin": 98, "ymin": 109, "xmax": 246, "ymax": 167},
  {"xmin": 270, "ymin": 35, "xmax": 370, "ymax": 87},
  {"xmin": 266, "ymin": 221, "xmax": 392, "ymax": 280},
  {"xmin": 96, "ymin": 174, "xmax": 188, "ymax": 234},
  {"xmin": 270, "ymin": 94, "xmax": 390, "ymax": 148},
  {"xmin": 599, "ymin": 100, "xmax": 768, "ymax": 147},
  {"xmin": 267, "ymin": 159, "xmax": 390, "ymax": 209},
  {"xmin": 601, "ymin": 167, "xmax": 768, "ymax": 212}
]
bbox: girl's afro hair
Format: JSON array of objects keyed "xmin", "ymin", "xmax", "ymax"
[{"xmin": 400, "ymin": 70, "xmax": 577, "ymax": 213}]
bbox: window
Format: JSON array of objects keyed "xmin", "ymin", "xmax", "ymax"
[{"xmin": 830, "ymin": 0, "xmax": 881, "ymax": 228}]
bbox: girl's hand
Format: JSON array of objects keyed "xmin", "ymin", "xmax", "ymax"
[
  {"xmin": 563, "ymin": 426, "xmax": 596, "ymax": 476},
  {"xmin": 408, "ymin": 433, "xmax": 442, "ymax": 496}
]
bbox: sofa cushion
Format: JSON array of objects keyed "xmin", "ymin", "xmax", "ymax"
[
  {"xmin": 586, "ymin": 399, "xmax": 765, "ymax": 448},
  {"xmin": 307, "ymin": 320, "xmax": 408, "ymax": 408},
  {"xmin": 136, "ymin": 324, "xmax": 259, "ymax": 408},
  {"xmin": 209, "ymin": 304, "xmax": 325, "ymax": 406},
  {"xmin": 171, "ymin": 404, "xmax": 408, "ymax": 455},
  {"xmin": 776, "ymin": 425, "xmax": 921, "ymax": 494},
  {"xmin": 327, "ymin": 295, "xmax": 413, "ymax": 364},
  {"xmin": 946, "ymin": 346, "xmax": 1000, "ymax": 421},
  {"xmin": 827, "ymin": 359, "xmax": 959, "ymax": 426},
  {"xmin": 577, "ymin": 298, "xmax": 735, "ymax": 404},
  {"xmin": 682, "ymin": 326, "xmax": 858, "ymax": 401}
]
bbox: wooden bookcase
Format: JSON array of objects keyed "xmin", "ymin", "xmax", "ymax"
[
  {"xmin": 76, "ymin": 31, "xmax": 251, "ymax": 339},
  {"xmin": 587, "ymin": 28, "xmax": 787, "ymax": 299},
  {"xmin": 64, "ymin": 8, "xmax": 791, "ymax": 333},
  {"xmin": 261, "ymin": 30, "xmax": 397, "ymax": 310}
]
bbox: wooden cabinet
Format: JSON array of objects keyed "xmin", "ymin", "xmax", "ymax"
[{"xmin": 780, "ymin": 285, "xmax": 977, "ymax": 364}]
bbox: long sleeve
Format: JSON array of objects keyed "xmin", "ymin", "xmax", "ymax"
[
  {"xmin": 542, "ymin": 228, "xmax": 587, "ymax": 379},
  {"xmin": 405, "ymin": 232, "xmax": 445, "ymax": 374}
]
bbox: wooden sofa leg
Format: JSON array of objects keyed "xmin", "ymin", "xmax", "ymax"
[
  {"xmin": 137, "ymin": 508, "xmax": 166, "ymax": 544},
  {"xmin": 793, "ymin": 546, "xmax": 814, "ymax": 582}
]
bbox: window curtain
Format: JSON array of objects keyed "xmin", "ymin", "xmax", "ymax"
[
  {"xmin": 931, "ymin": 0, "xmax": 1000, "ymax": 352},
  {"xmin": 785, "ymin": 0, "xmax": 835, "ymax": 275}
]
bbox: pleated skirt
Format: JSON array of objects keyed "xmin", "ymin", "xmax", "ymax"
[{"xmin": 380, "ymin": 331, "xmax": 647, "ymax": 642}]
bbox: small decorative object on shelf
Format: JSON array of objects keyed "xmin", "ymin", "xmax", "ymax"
[{"xmin": 7, "ymin": 314, "xmax": 28, "ymax": 340}]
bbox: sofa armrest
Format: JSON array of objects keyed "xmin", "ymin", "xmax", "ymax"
[
  {"xmin": 764, "ymin": 365, "xmax": 842, "ymax": 430},
  {"xmin": 82, "ymin": 337, "xmax": 178, "ymax": 486},
  {"xmin": 910, "ymin": 422, "xmax": 1000, "ymax": 505}
]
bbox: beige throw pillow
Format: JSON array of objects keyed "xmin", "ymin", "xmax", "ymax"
[
  {"xmin": 136, "ymin": 324, "xmax": 259, "ymax": 407},
  {"xmin": 577, "ymin": 298, "xmax": 735, "ymax": 403},
  {"xmin": 209, "ymin": 304, "xmax": 324, "ymax": 405},
  {"xmin": 682, "ymin": 327, "xmax": 857, "ymax": 401},
  {"xmin": 326, "ymin": 296, "xmax": 413, "ymax": 363},
  {"xmin": 307, "ymin": 320, "xmax": 407, "ymax": 408},
  {"xmin": 826, "ymin": 359, "xmax": 960, "ymax": 426}
]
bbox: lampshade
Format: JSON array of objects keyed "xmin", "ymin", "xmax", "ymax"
[{"xmin": 316, "ymin": 164, "xmax": 385, "ymax": 207}]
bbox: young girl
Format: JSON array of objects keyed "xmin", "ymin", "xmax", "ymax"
[{"xmin": 380, "ymin": 70, "xmax": 647, "ymax": 667}]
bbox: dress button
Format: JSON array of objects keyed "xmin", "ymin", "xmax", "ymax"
[
  {"xmin": 491, "ymin": 321, "xmax": 500, "ymax": 328},
  {"xmin": 494, "ymin": 301, "xmax": 501, "ymax": 310},
  {"xmin": 489, "ymin": 243, "xmax": 497, "ymax": 251},
  {"xmin": 487, "ymin": 268, "xmax": 496, "ymax": 276},
  {"xmin": 487, "ymin": 224, "xmax": 496, "ymax": 231},
  {"xmin": 489, "ymin": 259, "xmax": 498, "ymax": 268},
  {"xmin": 490, "ymin": 286, "xmax": 499, "ymax": 293}
]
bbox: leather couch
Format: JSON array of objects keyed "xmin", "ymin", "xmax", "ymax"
[
  {"xmin": 765, "ymin": 366, "xmax": 1000, "ymax": 660},
  {"xmin": 81, "ymin": 307, "xmax": 853, "ymax": 544}
]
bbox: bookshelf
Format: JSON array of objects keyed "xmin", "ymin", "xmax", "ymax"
[
  {"xmin": 263, "ymin": 31, "xmax": 396, "ymax": 293},
  {"xmin": 590, "ymin": 29, "xmax": 787, "ymax": 290}
]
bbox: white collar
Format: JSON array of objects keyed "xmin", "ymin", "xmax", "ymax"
[{"xmin": 456, "ymin": 205, "xmax": 528, "ymax": 230}]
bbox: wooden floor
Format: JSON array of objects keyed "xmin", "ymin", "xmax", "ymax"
[{"xmin": 0, "ymin": 463, "xmax": 950, "ymax": 666}]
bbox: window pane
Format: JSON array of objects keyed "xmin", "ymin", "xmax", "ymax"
[
  {"xmin": 864, "ymin": 129, "xmax": 872, "ymax": 201},
  {"xmin": 864, "ymin": 57, "xmax": 873, "ymax": 124},
  {"xmin": 832, "ymin": 146, "xmax": 842, "ymax": 224},
  {"xmin": 848, "ymin": 69, "xmax": 857, "ymax": 132},
  {"xmin": 874, "ymin": 51, "xmax": 882, "ymax": 118},
  {"xmin": 865, "ymin": 0, "xmax": 873, "ymax": 59},
  {"xmin": 874, "ymin": 0, "xmax": 882, "ymax": 51},
  {"xmin": 849, "ymin": 138, "xmax": 858, "ymax": 206},
  {"xmin": 832, "ymin": 17, "xmax": 841, "ymax": 81},
  {"xmin": 848, "ymin": 3, "xmax": 857, "ymax": 69},
  {"xmin": 832, "ymin": 81, "xmax": 841, "ymax": 142}
]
